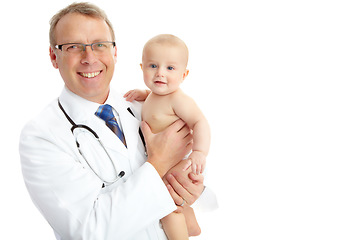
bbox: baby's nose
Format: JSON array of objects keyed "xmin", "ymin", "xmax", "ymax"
[{"xmin": 156, "ymin": 68, "xmax": 165, "ymax": 77}]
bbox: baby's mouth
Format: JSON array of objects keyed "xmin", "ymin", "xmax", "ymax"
[{"xmin": 155, "ymin": 80, "xmax": 166, "ymax": 84}]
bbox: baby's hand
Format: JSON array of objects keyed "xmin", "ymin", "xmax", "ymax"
[
  {"xmin": 123, "ymin": 89, "xmax": 150, "ymax": 102},
  {"xmin": 188, "ymin": 151, "xmax": 206, "ymax": 175}
]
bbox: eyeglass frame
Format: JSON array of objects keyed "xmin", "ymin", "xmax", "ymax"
[{"xmin": 55, "ymin": 41, "xmax": 116, "ymax": 53}]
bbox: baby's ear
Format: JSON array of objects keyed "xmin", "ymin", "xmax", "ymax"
[
  {"xmin": 140, "ymin": 63, "xmax": 143, "ymax": 70},
  {"xmin": 182, "ymin": 69, "xmax": 189, "ymax": 80}
]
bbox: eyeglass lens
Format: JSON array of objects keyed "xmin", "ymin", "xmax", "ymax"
[{"xmin": 59, "ymin": 42, "xmax": 115, "ymax": 54}]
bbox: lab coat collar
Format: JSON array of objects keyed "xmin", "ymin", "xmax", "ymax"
[
  {"xmin": 58, "ymin": 86, "xmax": 133, "ymax": 123},
  {"xmin": 58, "ymin": 86, "xmax": 141, "ymax": 158}
]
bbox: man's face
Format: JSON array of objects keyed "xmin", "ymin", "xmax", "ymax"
[{"xmin": 50, "ymin": 13, "xmax": 117, "ymax": 103}]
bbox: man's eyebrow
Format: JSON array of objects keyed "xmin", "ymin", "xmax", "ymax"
[
  {"xmin": 60, "ymin": 39, "xmax": 112, "ymax": 44},
  {"xmin": 92, "ymin": 39, "xmax": 112, "ymax": 42}
]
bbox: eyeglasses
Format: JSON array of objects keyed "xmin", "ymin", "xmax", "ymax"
[{"xmin": 55, "ymin": 41, "xmax": 116, "ymax": 55}]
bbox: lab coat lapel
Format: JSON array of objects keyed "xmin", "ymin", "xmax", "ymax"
[
  {"xmin": 111, "ymin": 96, "xmax": 141, "ymax": 160},
  {"xmin": 87, "ymin": 115, "xmax": 128, "ymax": 157},
  {"xmin": 92, "ymin": 95, "xmax": 141, "ymax": 159},
  {"xmin": 60, "ymin": 87, "xmax": 142, "ymax": 164},
  {"xmin": 117, "ymin": 102, "xmax": 141, "ymax": 157}
]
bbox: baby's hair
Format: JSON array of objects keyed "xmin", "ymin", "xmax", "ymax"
[{"xmin": 143, "ymin": 34, "xmax": 189, "ymax": 65}]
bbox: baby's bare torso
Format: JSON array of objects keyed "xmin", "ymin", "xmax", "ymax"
[{"xmin": 142, "ymin": 92, "xmax": 180, "ymax": 134}]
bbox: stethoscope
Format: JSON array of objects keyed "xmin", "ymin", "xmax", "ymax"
[{"xmin": 58, "ymin": 99, "xmax": 146, "ymax": 186}]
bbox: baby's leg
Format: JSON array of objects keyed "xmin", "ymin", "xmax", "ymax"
[
  {"xmin": 183, "ymin": 206, "xmax": 201, "ymax": 236},
  {"xmin": 162, "ymin": 164, "xmax": 189, "ymax": 240},
  {"xmin": 161, "ymin": 160, "xmax": 201, "ymax": 239},
  {"xmin": 161, "ymin": 212, "xmax": 189, "ymax": 240}
]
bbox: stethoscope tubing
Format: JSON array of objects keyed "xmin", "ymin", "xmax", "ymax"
[{"xmin": 58, "ymin": 99, "xmax": 124, "ymax": 185}]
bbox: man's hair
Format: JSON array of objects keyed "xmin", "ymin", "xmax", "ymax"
[{"xmin": 49, "ymin": 2, "xmax": 115, "ymax": 47}]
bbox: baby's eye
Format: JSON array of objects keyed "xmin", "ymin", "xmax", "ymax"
[
  {"xmin": 167, "ymin": 66, "xmax": 174, "ymax": 70},
  {"xmin": 150, "ymin": 64, "xmax": 157, "ymax": 68}
]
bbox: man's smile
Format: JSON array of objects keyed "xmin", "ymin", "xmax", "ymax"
[{"xmin": 79, "ymin": 71, "xmax": 101, "ymax": 78}]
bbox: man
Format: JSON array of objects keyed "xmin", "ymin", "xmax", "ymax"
[{"xmin": 19, "ymin": 2, "xmax": 216, "ymax": 240}]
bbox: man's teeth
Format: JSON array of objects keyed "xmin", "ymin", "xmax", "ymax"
[{"xmin": 80, "ymin": 71, "xmax": 100, "ymax": 78}]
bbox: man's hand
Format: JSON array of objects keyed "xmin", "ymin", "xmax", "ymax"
[
  {"xmin": 164, "ymin": 160, "xmax": 205, "ymax": 206},
  {"xmin": 141, "ymin": 119, "xmax": 193, "ymax": 177}
]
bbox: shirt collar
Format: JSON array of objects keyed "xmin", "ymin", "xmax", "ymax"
[
  {"xmin": 59, "ymin": 87, "xmax": 102, "ymax": 124},
  {"xmin": 58, "ymin": 86, "xmax": 127, "ymax": 123}
]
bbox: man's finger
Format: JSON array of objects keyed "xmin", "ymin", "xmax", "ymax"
[
  {"xmin": 167, "ymin": 173, "xmax": 193, "ymax": 205},
  {"xmin": 168, "ymin": 119, "xmax": 187, "ymax": 133},
  {"xmin": 166, "ymin": 184, "xmax": 184, "ymax": 206},
  {"xmin": 189, "ymin": 172, "xmax": 204, "ymax": 183},
  {"xmin": 140, "ymin": 121, "xmax": 153, "ymax": 142}
]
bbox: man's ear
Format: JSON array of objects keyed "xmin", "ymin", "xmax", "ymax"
[
  {"xmin": 113, "ymin": 46, "xmax": 118, "ymax": 63},
  {"xmin": 49, "ymin": 46, "xmax": 58, "ymax": 69}
]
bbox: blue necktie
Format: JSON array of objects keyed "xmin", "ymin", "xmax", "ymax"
[{"xmin": 95, "ymin": 104, "xmax": 127, "ymax": 148}]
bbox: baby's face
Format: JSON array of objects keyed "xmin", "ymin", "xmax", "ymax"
[{"xmin": 141, "ymin": 43, "xmax": 188, "ymax": 95}]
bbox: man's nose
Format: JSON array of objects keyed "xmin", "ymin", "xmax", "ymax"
[{"xmin": 80, "ymin": 46, "xmax": 97, "ymax": 64}]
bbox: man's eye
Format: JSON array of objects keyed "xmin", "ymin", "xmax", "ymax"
[
  {"xmin": 167, "ymin": 66, "xmax": 174, "ymax": 70},
  {"xmin": 94, "ymin": 43, "xmax": 105, "ymax": 48},
  {"xmin": 66, "ymin": 44, "xmax": 81, "ymax": 51}
]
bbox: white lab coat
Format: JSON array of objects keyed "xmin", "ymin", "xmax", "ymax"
[{"xmin": 20, "ymin": 87, "xmax": 217, "ymax": 240}]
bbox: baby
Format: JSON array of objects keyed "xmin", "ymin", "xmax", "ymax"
[{"xmin": 124, "ymin": 34, "xmax": 210, "ymax": 239}]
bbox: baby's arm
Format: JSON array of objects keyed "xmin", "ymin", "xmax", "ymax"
[
  {"xmin": 171, "ymin": 90, "xmax": 211, "ymax": 174},
  {"xmin": 124, "ymin": 89, "xmax": 151, "ymax": 102}
]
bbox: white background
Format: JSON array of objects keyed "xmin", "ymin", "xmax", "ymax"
[{"xmin": 1, "ymin": 0, "xmax": 359, "ymax": 239}]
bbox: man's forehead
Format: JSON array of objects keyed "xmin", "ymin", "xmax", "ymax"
[{"xmin": 55, "ymin": 13, "xmax": 111, "ymax": 43}]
